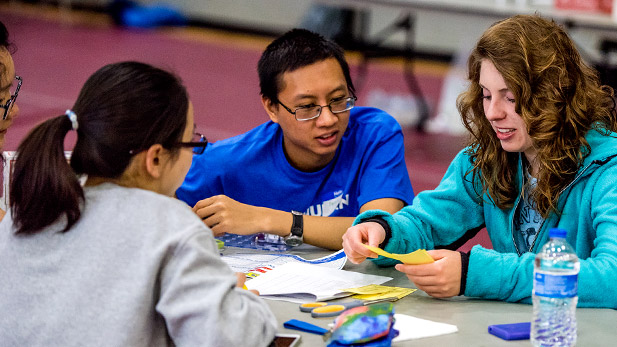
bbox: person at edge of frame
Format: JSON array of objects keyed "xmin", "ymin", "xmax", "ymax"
[{"xmin": 0, "ymin": 20, "xmax": 22, "ymax": 220}]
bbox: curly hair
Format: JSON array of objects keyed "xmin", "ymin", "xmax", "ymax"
[{"xmin": 457, "ymin": 14, "xmax": 616, "ymax": 217}]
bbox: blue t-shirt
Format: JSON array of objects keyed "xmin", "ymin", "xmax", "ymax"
[{"xmin": 176, "ymin": 106, "xmax": 414, "ymax": 216}]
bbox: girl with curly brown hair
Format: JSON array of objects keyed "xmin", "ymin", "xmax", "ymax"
[{"xmin": 342, "ymin": 14, "xmax": 617, "ymax": 308}]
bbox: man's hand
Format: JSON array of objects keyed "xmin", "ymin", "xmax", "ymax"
[
  {"xmin": 341, "ymin": 222, "xmax": 386, "ymax": 264},
  {"xmin": 394, "ymin": 249, "xmax": 462, "ymax": 298},
  {"xmin": 192, "ymin": 195, "xmax": 268, "ymax": 237}
]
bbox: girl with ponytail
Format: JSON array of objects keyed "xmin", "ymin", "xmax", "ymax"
[{"xmin": 0, "ymin": 61, "xmax": 277, "ymax": 346}]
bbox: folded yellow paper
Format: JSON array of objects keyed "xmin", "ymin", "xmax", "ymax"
[
  {"xmin": 344, "ymin": 284, "xmax": 399, "ymax": 295},
  {"xmin": 342, "ymin": 284, "xmax": 416, "ymax": 300},
  {"xmin": 362, "ymin": 244, "xmax": 434, "ymax": 265}
]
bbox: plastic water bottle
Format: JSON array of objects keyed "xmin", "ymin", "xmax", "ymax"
[{"xmin": 531, "ymin": 228, "xmax": 579, "ymax": 347}]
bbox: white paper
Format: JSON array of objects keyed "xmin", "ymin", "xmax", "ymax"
[
  {"xmin": 392, "ymin": 314, "xmax": 458, "ymax": 342},
  {"xmin": 245, "ymin": 262, "xmax": 392, "ymax": 303},
  {"xmin": 222, "ymin": 249, "xmax": 347, "ymax": 276}
]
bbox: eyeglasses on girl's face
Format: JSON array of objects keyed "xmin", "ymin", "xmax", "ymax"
[
  {"xmin": 1, "ymin": 76, "xmax": 22, "ymax": 121},
  {"xmin": 175, "ymin": 132, "xmax": 208, "ymax": 154},
  {"xmin": 129, "ymin": 132, "xmax": 208, "ymax": 156}
]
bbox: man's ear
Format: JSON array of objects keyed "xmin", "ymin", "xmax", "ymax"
[
  {"xmin": 144, "ymin": 144, "xmax": 165, "ymax": 178},
  {"xmin": 261, "ymin": 95, "xmax": 280, "ymax": 124}
]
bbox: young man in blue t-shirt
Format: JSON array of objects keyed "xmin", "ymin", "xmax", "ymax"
[{"xmin": 176, "ymin": 29, "xmax": 414, "ymax": 250}]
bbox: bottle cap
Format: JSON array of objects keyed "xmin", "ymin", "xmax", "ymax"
[{"xmin": 549, "ymin": 228, "xmax": 567, "ymax": 238}]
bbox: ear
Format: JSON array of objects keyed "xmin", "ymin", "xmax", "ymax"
[
  {"xmin": 144, "ymin": 144, "xmax": 166, "ymax": 178},
  {"xmin": 261, "ymin": 95, "xmax": 280, "ymax": 124}
]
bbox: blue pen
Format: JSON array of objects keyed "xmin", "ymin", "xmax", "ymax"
[{"xmin": 283, "ymin": 319, "xmax": 328, "ymax": 335}]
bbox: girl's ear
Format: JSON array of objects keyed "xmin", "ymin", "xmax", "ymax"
[
  {"xmin": 144, "ymin": 144, "xmax": 166, "ymax": 178},
  {"xmin": 261, "ymin": 95, "xmax": 280, "ymax": 124}
]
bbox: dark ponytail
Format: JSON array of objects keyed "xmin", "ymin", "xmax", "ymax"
[
  {"xmin": 10, "ymin": 116, "xmax": 83, "ymax": 234},
  {"xmin": 10, "ymin": 61, "xmax": 189, "ymax": 234}
]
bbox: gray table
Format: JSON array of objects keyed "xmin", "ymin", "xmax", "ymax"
[{"xmin": 236, "ymin": 246, "xmax": 616, "ymax": 346}]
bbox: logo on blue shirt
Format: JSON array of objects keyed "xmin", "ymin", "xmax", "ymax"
[{"xmin": 305, "ymin": 193, "xmax": 350, "ymax": 216}]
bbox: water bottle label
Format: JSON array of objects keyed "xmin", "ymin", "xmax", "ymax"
[{"xmin": 533, "ymin": 272, "xmax": 578, "ymax": 298}]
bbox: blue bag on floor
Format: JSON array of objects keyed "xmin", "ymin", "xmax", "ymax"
[{"xmin": 109, "ymin": 0, "xmax": 187, "ymax": 28}]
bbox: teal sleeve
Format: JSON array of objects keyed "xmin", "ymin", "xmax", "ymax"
[
  {"xmin": 581, "ymin": 161, "xmax": 617, "ymax": 308},
  {"xmin": 354, "ymin": 150, "xmax": 486, "ymax": 267},
  {"xmin": 465, "ymin": 246, "xmax": 534, "ymax": 303}
]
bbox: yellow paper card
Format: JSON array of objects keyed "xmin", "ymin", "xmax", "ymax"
[
  {"xmin": 342, "ymin": 284, "xmax": 416, "ymax": 300},
  {"xmin": 362, "ymin": 244, "xmax": 434, "ymax": 265},
  {"xmin": 343, "ymin": 284, "xmax": 395, "ymax": 295},
  {"xmin": 352, "ymin": 288, "xmax": 416, "ymax": 300}
]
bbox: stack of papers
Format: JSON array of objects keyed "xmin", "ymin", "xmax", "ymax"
[
  {"xmin": 222, "ymin": 249, "xmax": 347, "ymax": 278},
  {"xmin": 343, "ymin": 284, "xmax": 416, "ymax": 300},
  {"xmin": 245, "ymin": 262, "xmax": 392, "ymax": 303}
]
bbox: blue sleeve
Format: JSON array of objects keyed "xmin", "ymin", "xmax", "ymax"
[
  {"xmin": 355, "ymin": 109, "xmax": 414, "ymax": 206},
  {"xmin": 176, "ymin": 151, "xmax": 221, "ymax": 207}
]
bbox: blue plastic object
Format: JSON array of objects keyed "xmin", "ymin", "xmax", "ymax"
[
  {"xmin": 109, "ymin": 1, "xmax": 187, "ymax": 28},
  {"xmin": 488, "ymin": 322, "xmax": 530, "ymax": 340},
  {"xmin": 122, "ymin": 5, "xmax": 187, "ymax": 28},
  {"xmin": 283, "ymin": 319, "xmax": 329, "ymax": 335}
]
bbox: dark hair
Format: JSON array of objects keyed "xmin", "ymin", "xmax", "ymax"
[
  {"xmin": 0, "ymin": 20, "xmax": 15, "ymax": 53},
  {"xmin": 10, "ymin": 61, "xmax": 189, "ymax": 234},
  {"xmin": 457, "ymin": 15, "xmax": 616, "ymax": 217},
  {"xmin": 0, "ymin": 21, "xmax": 15, "ymax": 86},
  {"xmin": 0, "ymin": 21, "xmax": 8, "ymax": 49},
  {"xmin": 257, "ymin": 28, "xmax": 355, "ymax": 104}
]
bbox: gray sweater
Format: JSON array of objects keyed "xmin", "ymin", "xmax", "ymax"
[{"xmin": 0, "ymin": 183, "xmax": 277, "ymax": 346}]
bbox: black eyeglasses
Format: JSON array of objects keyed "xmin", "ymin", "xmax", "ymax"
[
  {"xmin": 279, "ymin": 96, "xmax": 357, "ymax": 121},
  {"xmin": 129, "ymin": 132, "xmax": 208, "ymax": 155},
  {"xmin": 1, "ymin": 76, "xmax": 22, "ymax": 120},
  {"xmin": 176, "ymin": 132, "xmax": 208, "ymax": 154}
]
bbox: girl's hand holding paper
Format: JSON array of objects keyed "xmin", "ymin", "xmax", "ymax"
[
  {"xmin": 360, "ymin": 245, "xmax": 462, "ymax": 298},
  {"xmin": 361, "ymin": 244, "xmax": 434, "ymax": 265},
  {"xmin": 395, "ymin": 249, "xmax": 463, "ymax": 299},
  {"xmin": 341, "ymin": 221, "xmax": 389, "ymax": 264}
]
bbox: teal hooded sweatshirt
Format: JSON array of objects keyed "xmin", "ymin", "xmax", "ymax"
[{"xmin": 356, "ymin": 128, "xmax": 617, "ymax": 308}]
